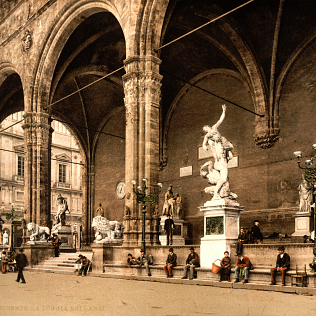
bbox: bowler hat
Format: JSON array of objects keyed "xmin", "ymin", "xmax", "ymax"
[
  {"xmin": 189, "ymin": 247, "xmax": 195, "ymax": 251},
  {"xmin": 277, "ymin": 246, "xmax": 285, "ymax": 251},
  {"xmin": 236, "ymin": 251, "xmax": 242, "ymax": 256},
  {"xmin": 169, "ymin": 248, "xmax": 174, "ymax": 252},
  {"xmin": 78, "ymin": 254, "xmax": 83, "ymax": 257}
]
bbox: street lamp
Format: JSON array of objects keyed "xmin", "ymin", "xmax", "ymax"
[
  {"xmin": 293, "ymin": 145, "xmax": 316, "ymax": 272},
  {"xmin": 131, "ymin": 179, "xmax": 162, "ymax": 252},
  {"xmin": 73, "ymin": 223, "xmax": 78, "ymax": 250}
]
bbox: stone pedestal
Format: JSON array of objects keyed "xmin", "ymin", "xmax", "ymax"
[
  {"xmin": 159, "ymin": 216, "xmax": 187, "ymax": 246},
  {"xmin": 57, "ymin": 225, "xmax": 74, "ymax": 251},
  {"xmin": 291, "ymin": 212, "xmax": 312, "ymax": 241},
  {"xmin": 199, "ymin": 199, "xmax": 243, "ymax": 268},
  {"xmin": 23, "ymin": 244, "xmax": 55, "ymax": 267}
]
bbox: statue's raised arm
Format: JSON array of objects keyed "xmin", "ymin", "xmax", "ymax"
[
  {"xmin": 213, "ymin": 104, "xmax": 226, "ymax": 131},
  {"xmin": 202, "ymin": 104, "xmax": 226, "ymax": 151}
]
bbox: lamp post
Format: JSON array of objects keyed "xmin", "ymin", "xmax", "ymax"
[
  {"xmin": 131, "ymin": 179, "xmax": 162, "ymax": 252},
  {"xmin": 74, "ymin": 223, "xmax": 78, "ymax": 250},
  {"xmin": 5, "ymin": 204, "xmax": 19, "ymax": 251},
  {"xmin": 293, "ymin": 146, "xmax": 316, "ymax": 272}
]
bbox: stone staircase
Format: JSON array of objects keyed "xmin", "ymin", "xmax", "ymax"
[{"xmin": 25, "ymin": 252, "xmax": 93, "ymax": 274}]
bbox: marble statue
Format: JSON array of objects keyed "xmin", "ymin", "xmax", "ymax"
[
  {"xmin": 95, "ymin": 203, "xmax": 104, "ymax": 217},
  {"xmin": 3, "ymin": 230, "xmax": 9, "ymax": 245},
  {"xmin": 92, "ymin": 216, "xmax": 122, "ymax": 243},
  {"xmin": 298, "ymin": 176, "xmax": 313, "ymax": 213},
  {"xmin": 201, "ymin": 104, "xmax": 236, "ymax": 201},
  {"xmin": 162, "ymin": 186, "xmax": 176, "ymax": 216},
  {"xmin": 51, "ymin": 194, "xmax": 70, "ymax": 234},
  {"xmin": 175, "ymin": 193, "xmax": 182, "ymax": 218},
  {"xmin": 27, "ymin": 222, "xmax": 50, "ymax": 242}
]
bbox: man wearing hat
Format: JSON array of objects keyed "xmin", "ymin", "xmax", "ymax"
[
  {"xmin": 15, "ymin": 248, "xmax": 27, "ymax": 283},
  {"xmin": 234, "ymin": 251, "xmax": 252, "ymax": 283},
  {"xmin": 182, "ymin": 247, "xmax": 200, "ymax": 280},
  {"xmin": 236, "ymin": 227, "xmax": 249, "ymax": 254},
  {"xmin": 163, "ymin": 248, "xmax": 177, "ymax": 278},
  {"xmin": 270, "ymin": 246, "xmax": 290, "ymax": 286},
  {"xmin": 136, "ymin": 250, "xmax": 152, "ymax": 276},
  {"xmin": 164, "ymin": 214, "xmax": 174, "ymax": 245}
]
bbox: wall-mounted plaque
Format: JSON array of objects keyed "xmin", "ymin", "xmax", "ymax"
[{"xmin": 180, "ymin": 166, "xmax": 192, "ymax": 177}]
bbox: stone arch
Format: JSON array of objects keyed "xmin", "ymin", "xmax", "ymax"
[
  {"xmin": 162, "ymin": 69, "xmax": 251, "ymax": 167},
  {"xmin": 274, "ymin": 32, "xmax": 316, "ymax": 133},
  {"xmin": 0, "ymin": 64, "xmax": 24, "ymax": 121},
  {"xmin": 135, "ymin": 0, "xmax": 169, "ymax": 56},
  {"xmin": 33, "ymin": 0, "xmax": 126, "ymax": 112}
]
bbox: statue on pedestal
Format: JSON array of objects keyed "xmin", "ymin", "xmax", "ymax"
[
  {"xmin": 3, "ymin": 230, "xmax": 9, "ymax": 245},
  {"xmin": 175, "ymin": 193, "xmax": 182, "ymax": 218},
  {"xmin": 298, "ymin": 176, "xmax": 313, "ymax": 213},
  {"xmin": 95, "ymin": 203, "xmax": 104, "ymax": 217},
  {"xmin": 162, "ymin": 186, "xmax": 176, "ymax": 216},
  {"xmin": 92, "ymin": 216, "xmax": 122, "ymax": 243},
  {"xmin": 26, "ymin": 223, "xmax": 50, "ymax": 243},
  {"xmin": 201, "ymin": 104, "xmax": 237, "ymax": 203},
  {"xmin": 55, "ymin": 194, "xmax": 70, "ymax": 226}
]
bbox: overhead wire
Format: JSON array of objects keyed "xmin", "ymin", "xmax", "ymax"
[
  {"xmin": 155, "ymin": 0, "xmax": 255, "ymax": 52},
  {"xmin": 0, "ymin": 147, "xmax": 85, "ymax": 166},
  {"xmin": 40, "ymin": 0, "xmax": 258, "ymax": 117},
  {"xmin": 163, "ymin": 71, "xmax": 264, "ymax": 117}
]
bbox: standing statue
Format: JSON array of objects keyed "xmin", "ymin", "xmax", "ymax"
[
  {"xmin": 298, "ymin": 176, "xmax": 313, "ymax": 213},
  {"xmin": 54, "ymin": 194, "xmax": 70, "ymax": 226},
  {"xmin": 3, "ymin": 230, "xmax": 9, "ymax": 245},
  {"xmin": 95, "ymin": 203, "xmax": 104, "ymax": 217},
  {"xmin": 201, "ymin": 104, "xmax": 235, "ymax": 201},
  {"xmin": 162, "ymin": 186, "xmax": 176, "ymax": 216},
  {"xmin": 175, "ymin": 193, "xmax": 182, "ymax": 218}
]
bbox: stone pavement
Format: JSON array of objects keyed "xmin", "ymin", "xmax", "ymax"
[{"xmin": 0, "ymin": 271, "xmax": 316, "ymax": 316}]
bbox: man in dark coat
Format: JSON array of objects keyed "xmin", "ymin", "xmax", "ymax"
[
  {"xmin": 251, "ymin": 220, "xmax": 263, "ymax": 243},
  {"xmin": 164, "ymin": 214, "xmax": 174, "ymax": 245},
  {"xmin": 270, "ymin": 246, "xmax": 290, "ymax": 286},
  {"xmin": 182, "ymin": 247, "xmax": 200, "ymax": 280},
  {"xmin": 53, "ymin": 234, "xmax": 60, "ymax": 257},
  {"xmin": 163, "ymin": 248, "xmax": 177, "ymax": 278},
  {"xmin": 15, "ymin": 248, "xmax": 27, "ymax": 283},
  {"xmin": 236, "ymin": 227, "xmax": 249, "ymax": 254}
]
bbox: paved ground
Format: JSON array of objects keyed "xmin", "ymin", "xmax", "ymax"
[{"xmin": 0, "ymin": 271, "xmax": 315, "ymax": 316}]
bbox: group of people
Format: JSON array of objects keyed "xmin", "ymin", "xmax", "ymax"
[
  {"xmin": 235, "ymin": 220, "xmax": 264, "ymax": 254},
  {"xmin": 75, "ymin": 254, "xmax": 91, "ymax": 276},
  {"xmin": 127, "ymin": 247, "xmax": 200, "ymax": 280},
  {"xmin": 1, "ymin": 248, "xmax": 28, "ymax": 283},
  {"xmin": 126, "ymin": 243, "xmax": 290, "ymax": 286},
  {"xmin": 217, "ymin": 245, "xmax": 290, "ymax": 286}
]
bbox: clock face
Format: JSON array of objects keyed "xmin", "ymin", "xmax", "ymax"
[{"xmin": 116, "ymin": 181, "xmax": 125, "ymax": 199}]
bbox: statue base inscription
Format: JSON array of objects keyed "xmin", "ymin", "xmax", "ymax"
[{"xmin": 199, "ymin": 199, "xmax": 244, "ymax": 268}]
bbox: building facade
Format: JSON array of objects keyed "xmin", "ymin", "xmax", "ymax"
[{"xmin": 0, "ymin": 112, "xmax": 82, "ymax": 247}]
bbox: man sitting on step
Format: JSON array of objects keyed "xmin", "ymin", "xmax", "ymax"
[{"xmin": 270, "ymin": 245, "xmax": 290, "ymax": 286}]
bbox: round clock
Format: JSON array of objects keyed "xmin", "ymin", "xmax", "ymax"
[{"xmin": 116, "ymin": 181, "xmax": 125, "ymax": 199}]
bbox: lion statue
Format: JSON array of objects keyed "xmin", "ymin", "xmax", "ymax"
[
  {"xmin": 92, "ymin": 216, "xmax": 122, "ymax": 243},
  {"xmin": 27, "ymin": 222, "xmax": 50, "ymax": 241}
]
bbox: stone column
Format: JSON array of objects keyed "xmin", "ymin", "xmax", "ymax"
[
  {"xmin": 22, "ymin": 112, "xmax": 53, "ymax": 238},
  {"xmin": 123, "ymin": 56, "xmax": 162, "ymax": 246}
]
